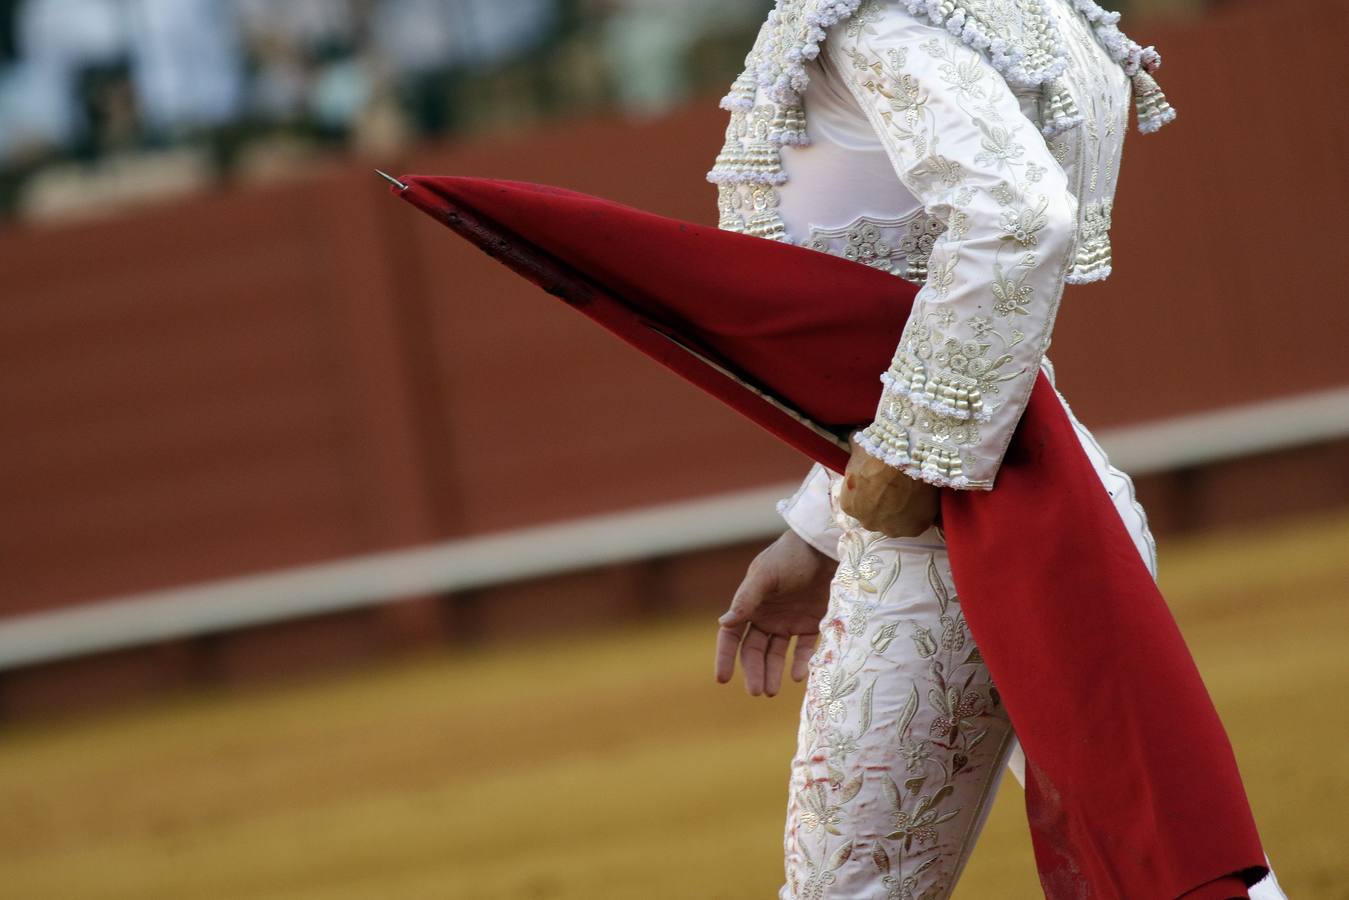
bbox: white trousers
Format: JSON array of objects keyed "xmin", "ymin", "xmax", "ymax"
[
  {"xmin": 780, "ymin": 525, "xmax": 1016, "ymax": 899},
  {"xmin": 776, "ymin": 365, "xmax": 1286, "ymax": 898}
]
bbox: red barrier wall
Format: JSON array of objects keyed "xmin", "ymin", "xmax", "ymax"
[{"xmin": 0, "ymin": 0, "xmax": 1345, "ymax": 618}]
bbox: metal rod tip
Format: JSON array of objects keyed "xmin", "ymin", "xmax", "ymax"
[{"xmin": 375, "ymin": 169, "xmax": 408, "ymax": 191}]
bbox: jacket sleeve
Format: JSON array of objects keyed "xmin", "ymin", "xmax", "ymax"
[{"xmin": 823, "ymin": 9, "xmax": 1079, "ymax": 490}]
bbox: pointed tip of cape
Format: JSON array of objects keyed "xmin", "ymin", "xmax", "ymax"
[{"xmin": 374, "ymin": 169, "xmax": 408, "ymax": 191}]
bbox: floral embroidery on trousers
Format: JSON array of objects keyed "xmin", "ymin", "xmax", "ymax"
[{"xmin": 780, "ymin": 523, "xmax": 1015, "ymax": 900}]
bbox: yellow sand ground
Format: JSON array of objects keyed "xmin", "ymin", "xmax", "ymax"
[{"xmin": 2, "ymin": 511, "xmax": 1347, "ymax": 899}]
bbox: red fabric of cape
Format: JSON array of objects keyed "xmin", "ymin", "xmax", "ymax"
[{"xmin": 394, "ymin": 175, "xmax": 1267, "ymax": 898}]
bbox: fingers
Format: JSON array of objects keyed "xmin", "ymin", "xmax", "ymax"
[
  {"xmin": 739, "ymin": 624, "xmax": 771, "ymax": 696},
  {"xmin": 714, "ymin": 621, "xmax": 746, "ymax": 684},
  {"xmin": 717, "ymin": 623, "xmax": 814, "ymax": 695},
  {"xmin": 763, "ymin": 633, "xmax": 790, "ymax": 697},
  {"xmin": 716, "ymin": 557, "xmax": 771, "ymax": 686},
  {"xmin": 790, "ymin": 633, "xmax": 818, "ymax": 682}
]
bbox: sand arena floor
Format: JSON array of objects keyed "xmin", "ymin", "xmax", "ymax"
[{"xmin": 2, "ymin": 511, "xmax": 1347, "ymax": 899}]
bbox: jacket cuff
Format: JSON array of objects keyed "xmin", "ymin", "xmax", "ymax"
[
  {"xmin": 775, "ymin": 464, "xmax": 844, "ymax": 560},
  {"xmin": 854, "ymin": 384, "xmax": 995, "ymax": 491}
]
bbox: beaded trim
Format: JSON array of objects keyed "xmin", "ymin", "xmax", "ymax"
[
  {"xmin": 754, "ymin": 0, "xmax": 869, "ymax": 108},
  {"xmin": 1064, "ymin": 198, "xmax": 1113, "ymax": 284},
  {"xmin": 1068, "ymin": 0, "xmax": 1160, "ymax": 75},
  {"xmin": 904, "ymin": 0, "xmax": 1070, "ymax": 90},
  {"xmin": 721, "ymin": 0, "xmax": 1174, "ymax": 141},
  {"xmin": 708, "ymin": 0, "xmax": 1171, "ymax": 265},
  {"xmin": 880, "ymin": 371, "xmax": 995, "ymax": 423},
  {"xmin": 802, "ymin": 211, "xmax": 946, "ymax": 284},
  {"xmin": 854, "ymin": 426, "xmax": 988, "ymax": 489}
]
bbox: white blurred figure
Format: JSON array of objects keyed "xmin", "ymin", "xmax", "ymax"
[
  {"xmin": 234, "ymin": 0, "xmax": 358, "ymax": 49},
  {"xmin": 371, "ymin": 0, "xmax": 556, "ymax": 136},
  {"xmin": 19, "ymin": 0, "xmax": 127, "ymax": 70},
  {"xmin": 126, "ymin": 0, "xmax": 243, "ymax": 137},
  {"xmin": 0, "ymin": 54, "xmax": 75, "ymax": 163},
  {"xmin": 13, "ymin": 0, "xmax": 130, "ymax": 152},
  {"xmin": 370, "ymin": 0, "xmax": 462, "ymax": 134},
  {"xmin": 600, "ymin": 0, "xmax": 764, "ymax": 116},
  {"xmin": 233, "ymin": 0, "xmax": 360, "ymax": 126},
  {"xmin": 372, "ymin": 0, "xmax": 556, "ymax": 77},
  {"xmin": 460, "ymin": 0, "xmax": 556, "ymax": 68}
]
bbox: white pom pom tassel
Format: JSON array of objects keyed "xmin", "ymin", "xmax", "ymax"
[
  {"xmin": 1039, "ymin": 78, "xmax": 1084, "ymax": 136},
  {"xmin": 1132, "ymin": 70, "xmax": 1176, "ymax": 134}
]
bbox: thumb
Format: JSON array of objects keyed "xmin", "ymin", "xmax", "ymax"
[{"xmin": 721, "ymin": 562, "xmax": 771, "ymax": 625}]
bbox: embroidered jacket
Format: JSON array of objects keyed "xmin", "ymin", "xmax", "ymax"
[{"xmin": 709, "ymin": 0, "xmax": 1173, "ymax": 493}]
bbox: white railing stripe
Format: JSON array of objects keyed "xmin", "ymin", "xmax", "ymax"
[
  {"xmin": 0, "ymin": 485, "xmax": 793, "ymax": 670},
  {"xmin": 1089, "ymin": 385, "xmax": 1349, "ymax": 475},
  {"xmin": 1, "ymin": 385, "xmax": 1346, "ymax": 670}
]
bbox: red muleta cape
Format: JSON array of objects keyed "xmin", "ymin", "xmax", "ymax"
[{"xmin": 392, "ymin": 175, "xmax": 1267, "ymax": 899}]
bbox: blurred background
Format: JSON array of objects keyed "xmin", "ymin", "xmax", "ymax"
[{"xmin": 0, "ymin": 0, "xmax": 1346, "ymax": 897}]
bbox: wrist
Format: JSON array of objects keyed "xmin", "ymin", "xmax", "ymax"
[{"xmin": 779, "ymin": 526, "xmax": 830, "ymax": 563}]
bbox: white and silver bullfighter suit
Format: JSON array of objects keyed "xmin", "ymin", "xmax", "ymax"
[{"xmin": 709, "ymin": 1, "xmax": 1285, "ymax": 897}]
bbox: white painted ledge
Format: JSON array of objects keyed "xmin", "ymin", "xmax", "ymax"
[
  {"xmin": 1092, "ymin": 385, "xmax": 1349, "ymax": 475},
  {"xmin": 1, "ymin": 385, "xmax": 1346, "ymax": 671},
  {"xmin": 0, "ymin": 485, "xmax": 794, "ymax": 671}
]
